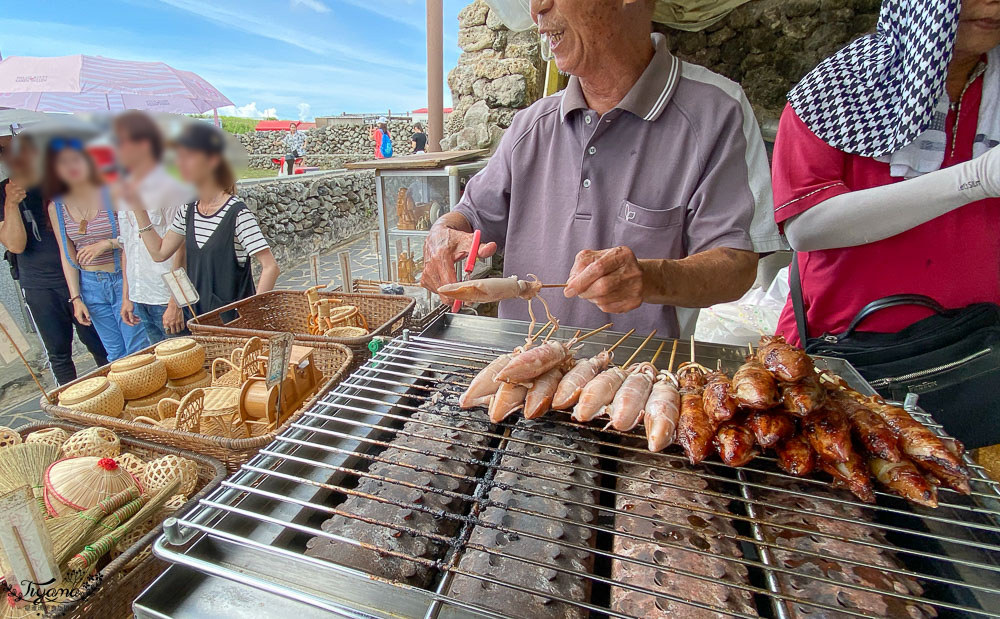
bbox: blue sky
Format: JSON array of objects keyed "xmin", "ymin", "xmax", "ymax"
[{"xmin": 1, "ymin": 0, "xmax": 470, "ymax": 120}]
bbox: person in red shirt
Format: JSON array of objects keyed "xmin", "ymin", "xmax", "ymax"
[{"xmin": 772, "ymin": 0, "xmax": 1000, "ymax": 346}]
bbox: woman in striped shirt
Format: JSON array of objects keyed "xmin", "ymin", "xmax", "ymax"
[
  {"xmin": 129, "ymin": 123, "xmax": 279, "ymax": 315},
  {"xmin": 44, "ymin": 138, "xmax": 149, "ymax": 361}
]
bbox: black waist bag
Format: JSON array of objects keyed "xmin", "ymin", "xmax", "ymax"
[{"xmin": 792, "ymin": 257, "xmax": 1000, "ymax": 448}]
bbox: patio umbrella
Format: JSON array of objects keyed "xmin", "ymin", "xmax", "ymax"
[
  {"xmin": 0, "ymin": 109, "xmax": 49, "ymax": 136},
  {"xmin": 0, "ymin": 55, "xmax": 232, "ymax": 114}
]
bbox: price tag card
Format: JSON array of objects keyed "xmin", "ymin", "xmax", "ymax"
[
  {"xmin": 310, "ymin": 253, "xmax": 321, "ymax": 287},
  {"xmin": 162, "ymin": 268, "xmax": 201, "ymax": 309},
  {"xmin": 339, "ymin": 251, "xmax": 352, "ymax": 292},
  {"xmin": 0, "ymin": 487, "xmax": 58, "ymax": 589},
  {"xmin": 266, "ymin": 332, "xmax": 295, "ymax": 389},
  {"xmin": 0, "ymin": 304, "xmax": 31, "ymax": 364}
]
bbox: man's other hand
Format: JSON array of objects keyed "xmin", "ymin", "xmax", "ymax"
[{"xmin": 564, "ymin": 246, "xmax": 644, "ymax": 314}]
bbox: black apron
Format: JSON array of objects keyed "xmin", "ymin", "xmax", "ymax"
[{"xmin": 185, "ymin": 199, "xmax": 256, "ymax": 318}]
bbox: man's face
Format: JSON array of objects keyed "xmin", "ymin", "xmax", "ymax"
[
  {"xmin": 0, "ymin": 136, "xmax": 38, "ymax": 180},
  {"xmin": 956, "ymin": 0, "xmax": 1000, "ymax": 59},
  {"xmin": 115, "ymin": 129, "xmax": 146, "ymax": 171},
  {"xmin": 531, "ymin": 0, "xmax": 624, "ymax": 76}
]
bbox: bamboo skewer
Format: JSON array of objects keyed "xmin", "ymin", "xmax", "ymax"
[
  {"xmin": 622, "ymin": 330, "xmax": 657, "ymax": 368},
  {"xmin": 605, "ymin": 328, "xmax": 636, "ymax": 354},
  {"xmin": 539, "ymin": 284, "xmax": 568, "ymax": 289},
  {"xmin": 649, "ymin": 341, "xmax": 666, "ymax": 368},
  {"xmin": 667, "ymin": 340, "xmax": 679, "ymax": 373},
  {"xmin": 574, "ymin": 322, "xmax": 614, "ymax": 344}
]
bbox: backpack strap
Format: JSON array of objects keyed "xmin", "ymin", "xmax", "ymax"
[
  {"xmin": 101, "ymin": 186, "xmax": 122, "ymax": 273},
  {"xmin": 52, "ymin": 199, "xmax": 81, "ymax": 270},
  {"xmin": 790, "ymin": 253, "xmax": 809, "ymax": 347}
]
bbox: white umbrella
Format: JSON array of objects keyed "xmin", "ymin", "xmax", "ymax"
[{"xmin": 0, "ymin": 108, "xmax": 49, "ymax": 136}]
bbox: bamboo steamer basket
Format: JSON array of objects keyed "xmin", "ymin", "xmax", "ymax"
[
  {"xmin": 123, "ymin": 385, "xmax": 177, "ymax": 422},
  {"xmin": 107, "ymin": 354, "xmax": 167, "ymax": 400},
  {"xmin": 24, "ymin": 427, "xmax": 70, "ymax": 451},
  {"xmin": 155, "ymin": 338, "xmax": 206, "ymax": 379},
  {"xmin": 57, "ymin": 377, "xmax": 125, "ymax": 417},
  {"xmin": 167, "ymin": 368, "xmax": 212, "ymax": 398}
]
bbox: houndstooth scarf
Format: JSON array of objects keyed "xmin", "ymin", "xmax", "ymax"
[{"xmin": 788, "ymin": 0, "xmax": 961, "ymax": 159}]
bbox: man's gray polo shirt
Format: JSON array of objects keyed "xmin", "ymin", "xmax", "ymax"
[{"xmin": 455, "ymin": 33, "xmax": 782, "ymax": 336}]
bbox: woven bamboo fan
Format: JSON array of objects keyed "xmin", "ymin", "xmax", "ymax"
[
  {"xmin": 123, "ymin": 385, "xmax": 177, "ymax": 422},
  {"xmin": 142, "ymin": 454, "xmax": 199, "ymax": 496},
  {"xmin": 107, "ymin": 354, "xmax": 168, "ymax": 400},
  {"xmin": 44, "ymin": 456, "xmax": 141, "ymax": 517},
  {"xmin": 167, "ymin": 368, "xmax": 211, "ymax": 399},
  {"xmin": 155, "ymin": 338, "xmax": 206, "ymax": 379},
  {"xmin": 57, "ymin": 377, "xmax": 125, "ymax": 417},
  {"xmin": 24, "ymin": 427, "xmax": 69, "ymax": 451},
  {"xmin": 0, "ymin": 426, "xmax": 22, "ymax": 448},
  {"xmin": 61, "ymin": 427, "xmax": 121, "ymax": 459}
]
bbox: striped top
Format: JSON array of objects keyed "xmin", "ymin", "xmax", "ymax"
[
  {"xmin": 60, "ymin": 203, "xmax": 115, "ymax": 266},
  {"xmin": 169, "ymin": 196, "xmax": 269, "ymax": 266}
]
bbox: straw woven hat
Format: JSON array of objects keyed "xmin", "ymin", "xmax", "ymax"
[{"xmin": 44, "ymin": 456, "xmax": 142, "ymax": 517}]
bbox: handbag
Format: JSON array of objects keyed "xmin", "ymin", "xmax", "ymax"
[{"xmin": 790, "ymin": 255, "xmax": 1000, "ymax": 448}]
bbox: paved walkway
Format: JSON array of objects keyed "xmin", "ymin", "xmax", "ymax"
[{"xmin": 275, "ymin": 234, "xmax": 384, "ymax": 291}]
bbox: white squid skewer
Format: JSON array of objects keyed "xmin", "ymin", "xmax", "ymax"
[{"xmin": 644, "ymin": 341, "xmax": 681, "ymax": 452}]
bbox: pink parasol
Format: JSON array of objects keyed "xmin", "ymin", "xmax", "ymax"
[{"xmin": 0, "ymin": 55, "xmax": 233, "ymax": 114}]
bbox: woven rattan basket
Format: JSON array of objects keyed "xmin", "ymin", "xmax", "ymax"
[
  {"xmin": 42, "ymin": 335, "xmax": 352, "ymax": 473},
  {"xmin": 12, "ymin": 421, "xmax": 225, "ymax": 619},
  {"xmin": 57, "ymin": 377, "xmax": 125, "ymax": 418},
  {"xmin": 123, "ymin": 385, "xmax": 177, "ymax": 422},
  {"xmin": 167, "ymin": 368, "xmax": 211, "ymax": 398},
  {"xmin": 107, "ymin": 354, "xmax": 168, "ymax": 400},
  {"xmin": 187, "ymin": 290, "xmax": 414, "ymax": 357},
  {"xmin": 154, "ymin": 338, "xmax": 206, "ymax": 379}
]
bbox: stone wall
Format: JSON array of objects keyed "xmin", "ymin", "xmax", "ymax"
[
  {"xmin": 442, "ymin": 0, "xmax": 545, "ymax": 151},
  {"xmin": 236, "ymin": 170, "xmax": 377, "ymax": 268},
  {"xmin": 237, "ymin": 119, "xmax": 425, "ymax": 168},
  {"xmin": 661, "ymin": 0, "xmax": 879, "ymax": 128},
  {"xmin": 444, "ymin": 0, "xmax": 878, "ymax": 149}
]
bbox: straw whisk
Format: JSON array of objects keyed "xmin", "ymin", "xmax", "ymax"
[
  {"xmin": 0, "ymin": 443, "xmax": 61, "ymax": 514},
  {"xmin": 66, "ymin": 478, "xmax": 181, "ymax": 573},
  {"xmin": 47, "ymin": 486, "xmax": 142, "ymax": 565}
]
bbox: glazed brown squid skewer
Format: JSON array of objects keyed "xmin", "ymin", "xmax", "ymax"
[{"xmin": 676, "ymin": 338, "xmax": 717, "ymax": 464}]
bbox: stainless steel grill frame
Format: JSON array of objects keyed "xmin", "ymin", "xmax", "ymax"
[{"xmin": 150, "ymin": 314, "xmax": 1000, "ymax": 619}]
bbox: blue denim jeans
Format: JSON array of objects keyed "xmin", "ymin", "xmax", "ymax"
[
  {"xmin": 133, "ymin": 302, "xmax": 189, "ymax": 344},
  {"xmin": 79, "ymin": 270, "xmax": 149, "ymax": 361}
]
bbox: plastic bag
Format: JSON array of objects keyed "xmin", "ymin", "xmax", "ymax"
[
  {"xmin": 694, "ymin": 267, "xmax": 790, "ymax": 346},
  {"xmin": 483, "ymin": 0, "xmax": 534, "ymax": 31}
]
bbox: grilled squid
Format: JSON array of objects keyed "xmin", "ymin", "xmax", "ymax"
[
  {"xmin": 460, "ymin": 352, "xmax": 514, "ymax": 409},
  {"xmin": 869, "ymin": 457, "xmax": 938, "ymax": 508},
  {"xmin": 437, "ymin": 274, "xmax": 543, "ymax": 303},
  {"xmin": 523, "ymin": 367, "xmax": 563, "ymax": 420},
  {"xmin": 552, "ymin": 351, "xmax": 613, "ymax": 410},
  {"xmin": 572, "ymin": 366, "xmax": 628, "ymax": 423},
  {"xmin": 828, "ymin": 391, "xmax": 902, "ymax": 463},
  {"xmin": 714, "ymin": 419, "xmax": 757, "ymax": 467},
  {"xmin": 488, "ymin": 382, "xmax": 528, "ymax": 423},
  {"xmin": 757, "ymin": 335, "xmax": 815, "ymax": 383},
  {"xmin": 703, "ymin": 370, "xmax": 738, "ymax": 422},
  {"xmin": 775, "ymin": 435, "xmax": 815, "ymax": 477},
  {"xmin": 781, "ymin": 374, "xmax": 825, "ymax": 417},
  {"xmin": 676, "ymin": 363, "xmax": 716, "ymax": 464},
  {"xmin": 803, "ymin": 406, "xmax": 852, "ymax": 464},
  {"xmin": 495, "ymin": 337, "xmax": 579, "ymax": 385},
  {"xmin": 730, "ymin": 358, "xmax": 779, "ymax": 410},
  {"xmin": 606, "ymin": 363, "xmax": 657, "ymax": 432},
  {"xmin": 643, "ymin": 371, "xmax": 680, "ymax": 452},
  {"xmin": 818, "ymin": 446, "xmax": 875, "ymax": 503},
  {"xmin": 747, "ymin": 410, "xmax": 796, "ymax": 449}
]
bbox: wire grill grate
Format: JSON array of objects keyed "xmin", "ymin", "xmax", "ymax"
[{"xmin": 161, "ymin": 329, "xmax": 1000, "ymax": 619}]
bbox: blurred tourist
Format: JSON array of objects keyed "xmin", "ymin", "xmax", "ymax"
[
  {"xmin": 0, "ymin": 133, "xmax": 108, "ymax": 383},
  {"xmin": 374, "ymin": 117, "xmax": 392, "ymax": 159},
  {"xmin": 411, "ymin": 123, "xmax": 427, "ymax": 154},
  {"xmin": 275, "ymin": 121, "xmax": 306, "ymax": 176},
  {"xmin": 128, "ymin": 123, "xmax": 279, "ymax": 315},
  {"xmin": 44, "ymin": 138, "xmax": 149, "ymax": 362},
  {"xmin": 113, "ymin": 111, "xmax": 193, "ymax": 344}
]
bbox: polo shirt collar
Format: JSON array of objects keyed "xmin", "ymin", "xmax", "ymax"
[{"xmin": 560, "ymin": 32, "xmax": 681, "ymax": 123}]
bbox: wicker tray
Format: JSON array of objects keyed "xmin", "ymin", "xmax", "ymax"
[
  {"xmin": 41, "ymin": 335, "xmax": 352, "ymax": 473},
  {"xmin": 11, "ymin": 421, "xmax": 226, "ymax": 619}
]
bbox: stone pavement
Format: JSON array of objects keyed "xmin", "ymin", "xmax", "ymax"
[{"xmin": 274, "ymin": 231, "xmax": 424, "ymax": 291}]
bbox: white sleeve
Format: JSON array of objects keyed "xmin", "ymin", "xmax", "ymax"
[{"xmin": 784, "ymin": 146, "xmax": 1000, "ymax": 252}]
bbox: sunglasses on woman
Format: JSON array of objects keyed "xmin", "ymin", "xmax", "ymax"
[{"xmin": 49, "ymin": 137, "xmax": 84, "ymax": 152}]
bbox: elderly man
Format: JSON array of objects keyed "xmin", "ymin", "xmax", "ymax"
[{"xmin": 422, "ymin": 0, "xmax": 781, "ymax": 336}]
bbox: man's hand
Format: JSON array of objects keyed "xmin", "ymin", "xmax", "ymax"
[
  {"xmin": 76, "ymin": 239, "xmax": 112, "ymax": 265},
  {"xmin": 3, "ymin": 182, "xmax": 26, "ymax": 211},
  {"xmin": 163, "ymin": 301, "xmax": 186, "ymax": 334},
  {"xmin": 121, "ymin": 298, "xmax": 141, "ymax": 326},
  {"xmin": 118, "ymin": 178, "xmax": 142, "ymax": 210},
  {"xmin": 564, "ymin": 246, "xmax": 644, "ymax": 314},
  {"xmin": 420, "ymin": 224, "xmax": 497, "ymax": 293}
]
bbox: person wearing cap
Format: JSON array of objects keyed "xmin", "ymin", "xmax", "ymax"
[
  {"xmin": 126, "ymin": 123, "xmax": 280, "ymax": 316},
  {"xmin": 772, "ymin": 0, "xmax": 1000, "ymax": 345},
  {"xmin": 0, "ymin": 132, "xmax": 108, "ymax": 383},
  {"xmin": 373, "ymin": 117, "xmax": 392, "ymax": 159},
  {"xmin": 422, "ymin": 0, "xmax": 781, "ymax": 336},
  {"xmin": 274, "ymin": 121, "xmax": 307, "ymax": 176}
]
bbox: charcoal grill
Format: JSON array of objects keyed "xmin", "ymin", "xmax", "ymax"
[{"xmin": 138, "ymin": 314, "xmax": 1000, "ymax": 618}]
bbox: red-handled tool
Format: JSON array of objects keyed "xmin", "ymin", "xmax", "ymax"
[{"xmin": 451, "ymin": 229, "xmax": 481, "ymax": 313}]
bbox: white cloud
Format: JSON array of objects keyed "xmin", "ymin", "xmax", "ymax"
[
  {"xmin": 290, "ymin": 0, "xmax": 330, "ymax": 13},
  {"xmin": 217, "ymin": 102, "xmax": 278, "ymax": 118},
  {"xmin": 296, "ymin": 103, "xmax": 312, "ymax": 121}
]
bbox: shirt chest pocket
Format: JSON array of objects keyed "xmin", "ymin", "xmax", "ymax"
[{"xmin": 613, "ymin": 199, "xmax": 686, "ymax": 260}]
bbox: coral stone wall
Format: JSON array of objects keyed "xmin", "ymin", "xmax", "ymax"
[{"xmin": 237, "ymin": 119, "xmax": 423, "ymax": 168}]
